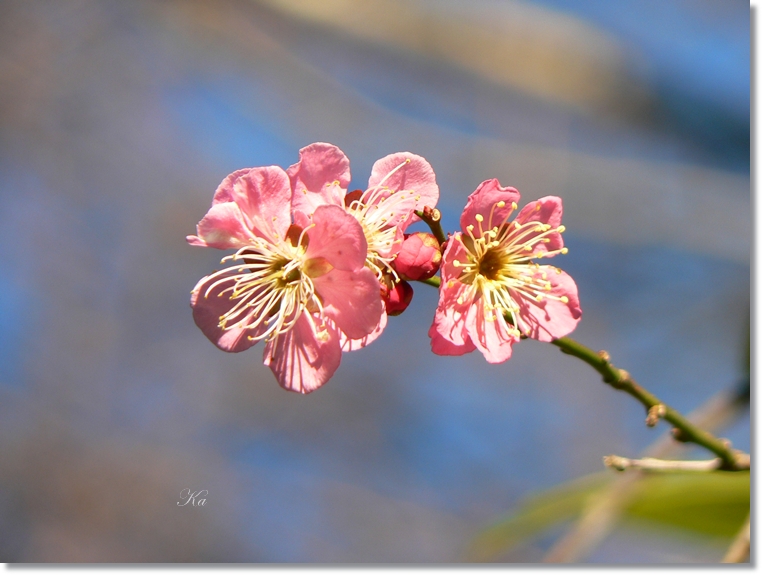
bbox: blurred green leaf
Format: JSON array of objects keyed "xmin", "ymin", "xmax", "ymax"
[
  {"xmin": 468, "ymin": 471, "xmax": 749, "ymax": 561},
  {"xmin": 467, "ymin": 473, "xmax": 610, "ymax": 561},
  {"xmin": 627, "ymin": 472, "xmax": 749, "ymax": 537}
]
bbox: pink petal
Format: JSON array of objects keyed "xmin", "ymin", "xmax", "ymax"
[
  {"xmin": 190, "ymin": 274, "xmax": 260, "ymax": 353},
  {"xmin": 340, "ymin": 312, "xmax": 387, "ymax": 352},
  {"xmin": 211, "ymin": 167, "xmax": 292, "ymax": 242},
  {"xmin": 263, "ymin": 314, "xmax": 342, "ymax": 394},
  {"xmin": 288, "ymin": 142, "xmax": 349, "ymax": 215},
  {"xmin": 187, "ymin": 202, "xmax": 256, "ymax": 250},
  {"xmin": 511, "ymin": 196, "xmax": 564, "ymax": 257},
  {"xmin": 366, "ymin": 152, "xmax": 439, "ymax": 231},
  {"xmin": 430, "ymin": 275, "xmax": 473, "ymax": 348},
  {"xmin": 312, "ymin": 267, "xmax": 383, "ymax": 340},
  {"xmin": 460, "ymin": 179, "xmax": 521, "ymax": 236},
  {"xmin": 439, "ymin": 233, "xmax": 468, "ymax": 284},
  {"xmin": 515, "ymin": 268, "xmax": 582, "ymax": 342},
  {"xmin": 465, "ymin": 299, "xmax": 516, "ymax": 364},
  {"xmin": 429, "ymin": 322, "xmax": 476, "ymax": 356},
  {"xmin": 305, "ymin": 205, "xmax": 368, "ymax": 270},
  {"xmin": 430, "ymin": 235, "xmax": 474, "ymax": 349}
]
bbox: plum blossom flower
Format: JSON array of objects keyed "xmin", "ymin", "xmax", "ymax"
[
  {"xmin": 288, "ymin": 143, "xmax": 439, "ymax": 347},
  {"xmin": 188, "ymin": 165, "xmax": 383, "ymax": 394},
  {"xmin": 429, "ymin": 179, "xmax": 581, "ymax": 362}
]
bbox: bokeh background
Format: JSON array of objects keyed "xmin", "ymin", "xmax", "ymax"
[{"xmin": 0, "ymin": 0, "xmax": 750, "ymax": 563}]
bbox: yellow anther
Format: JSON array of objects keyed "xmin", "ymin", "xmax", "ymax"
[
  {"xmin": 560, "ymin": 296, "xmax": 569, "ymax": 304},
  {"xmin": 475, "ymin": 214, "xmax": 484, "ymax": 222},
  {"xmin": 467, "ymin": 225, "xmax": 474, "ymax": 231},
  {"xmin": 457, "ymin": 297, "xmax": 464, "ymax": 305},
  {"xmin": 561, "ymin": 247, "xmax": 569, "ymax": 254},
  {"xmin": 511, "ymin": 202, "xmax": 518, "ymax": 210},
  {"xmin": 447, "ymin": 280, "xmax": 455, "ymax": 288},
  {"xmin": 497, "ymin": 201, "xmax": 506, "ymax": 208},
  {"xmin": 452, "ymin": 260, "xmax": 460, "ymax": 267},
  {"xmin": 525, "ymin": 245, "xmax": 533, "ymax": 251},
  {"xmin": 536, "ymin": 294, "xmax": 544, "ymax": 302},
  {"xmin": 557, "ymin": 225, "xmax": 566, "ymax": 233}
]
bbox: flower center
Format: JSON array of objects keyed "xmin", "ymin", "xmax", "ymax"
[
  {"xmin": 200, "ymin": 225, "xmax": 328, "ymax": 343},
  {"xmin": 343, "ymin": 158, "xmax": 421, "ymax": 281},
  {"xmin": 452, "ymin": 200, "xmax": 570, "ymax": 332},
  {"xmin": 477, "ymin": 246, "xmax": 507, "ymax": 281}
]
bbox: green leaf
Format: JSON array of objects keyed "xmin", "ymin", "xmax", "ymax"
[
  {"xmin": 625, "ymin": 472, "xmax": 749, "ymax": 537},
  {"xmin": 468, "ymin": 471, "xmax": 749, "ymax": 561},
  {"xmin": 467, "ymin": 473, "xmax": 610, "ymax": 561}
]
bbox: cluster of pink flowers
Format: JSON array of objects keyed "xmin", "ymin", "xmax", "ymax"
[{"xmin": 189, "ymin": 143, "xmax": 581, "ymax": 393}]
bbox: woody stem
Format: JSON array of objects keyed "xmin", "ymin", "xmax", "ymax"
[
  {"xmin": 415, "ymin": 208, "xmax": 447, "ymax": 246},
  {"xmin": 551, "ymin": 337, "xmax": 747, "ymax": 470},
  {"xmin": 417, "ymin": 274, "xmax": 748, "ymax": 470}
]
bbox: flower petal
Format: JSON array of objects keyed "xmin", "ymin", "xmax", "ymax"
[
  {"xmin": 515, "ymin": 268, "xmax": 582, "ymax": 342},
  {"xmin": 340, "ymin": 311, "xmax": 388, "ymax": 352},
  {"xmin": 511, "ymin": 196, "xmax": 564, "ymax": 257},
  {"xmin": 365, "ymin": 152, "xmax": 439, "ymax": 231},
  {"xmin": 429, "ymin": 322, "xmax": 476, "ymax": 356},
  {"xmin": 465, "ymin": 299, "xmax": 517, "ymax": 364},
  {"xmin": 190, "ymin": 274, "xmax": 260, "ymax": 353},
  {"xmin": 439, "ymin": 233, "xmax": 468, "ymax": 284},
  {"xmin": 211, "ymin": 167, "xmax": 292, "ymax": 242},
  {"xmin": 431, "ymin": 278, "xmax": 473, "ymax": 348},
  {"xmin": 312, "ymin": 267, "xmax": 383, "ymax": 340},
  {"xmin": 263, "ymin": 314, "xmax": 342, "ymax": 394},
  {"xmin": 430, "ymin": 235, "xmax": 474, "ymax": 348},
  {"xmin": 305, "ymin": 205, "xmax": 368, "ymax": 270},
  {"xmin": 288, "ymin": 142, "xmax": 349, "ymax": 215},
  {"xmin": 187, "ymin": 202, "xmax": 256, "ymax": 250},
  {"xmin": 460, "ymin": 179, "xmax": 521, "ymax": 236}
]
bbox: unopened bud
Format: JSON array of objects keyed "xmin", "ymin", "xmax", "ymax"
[
  {"xmin": 393, "ymin": 232, "xmax": 442, "ymax": 281},
  {"xmin": 381, "ymin": 280, "xmax": 414, "ymax": 316}
]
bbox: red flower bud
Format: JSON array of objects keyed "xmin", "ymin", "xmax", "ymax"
[
  {"xmin": 381, "ymin": 279, "xmax": 414, "ymax": 316},
  {"xmin": 393, "ymin": 232, "xmax": 442, "ymax": 281}
]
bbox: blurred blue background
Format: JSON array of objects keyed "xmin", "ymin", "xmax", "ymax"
[{"xmin": 0, "ymin": 0, "xmax": 749, "ymax": 563}]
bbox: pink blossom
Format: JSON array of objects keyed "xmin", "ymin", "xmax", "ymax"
[
  {"xmin": 288, "ymin": 142, "xmax": 439, "ymax": 346},
  {"xmin": 188, "ymin": 165, "xmax": 383, "ymax": 394},
  {"xmin": 430, "ymin": 179, "xmax": 581, "ymax": 363},
  {"xmin": 393, "ymin": 231, "xmax": 442, "ymax": 281}
]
